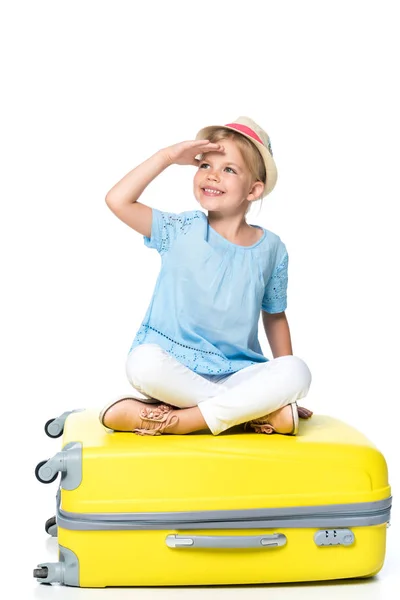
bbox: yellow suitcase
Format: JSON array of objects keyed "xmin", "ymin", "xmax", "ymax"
[{"xmin": 34, "ymin": 408, "xmax": 391, "ymax": 587}]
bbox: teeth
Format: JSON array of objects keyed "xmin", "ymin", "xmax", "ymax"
[{"xmin": 204, "ymin": 188, "xmax": 222, "ymax": 195}]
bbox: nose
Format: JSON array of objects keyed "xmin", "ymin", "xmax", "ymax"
[{"xmin": 207, "ymin": 168, "xmax": 220, "ymax": 181}]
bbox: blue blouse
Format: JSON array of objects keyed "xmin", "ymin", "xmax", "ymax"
[{"xmin": 128, "ymin": 209, "xmax": 288, "ymax": 377}]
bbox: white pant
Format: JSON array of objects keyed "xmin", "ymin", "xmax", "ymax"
[{"xmin": 125, "ymin": 344, "xmax": 312, "ymax": 435}]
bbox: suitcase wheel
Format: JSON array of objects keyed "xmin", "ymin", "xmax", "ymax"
[
  {"xmin": 33, "ymin": 567, "xmax": 49, "ymax": 579},
  {"xmin": 45, "ymin": 516, "xmax": 57, "ymax": 537},
  {"xmin": 35, "ymin": 460, "xmax": 58, "ymax": 484},
  {"xmin": 44, "ymin": 418, "xmax": 63, "ymax": 438}
]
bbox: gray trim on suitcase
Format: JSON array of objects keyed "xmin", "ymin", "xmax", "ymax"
[
  {"xmin": 37, "ymin": 442, "xmax": 82, "ymax": 490},
  {"xmin": 55, "ymin": 489, "xmax": 391, "ymax": 531},
  {"xmin": 165, "ymin": 533, "xmax": 287, "ymax": 549},
  {"xmin": 35, "ymin": 545, "xmax": 79, "ymax": 586},
  {"xmin": 46, "ymin": 409, "xmax": 85, "ymax": 437}
]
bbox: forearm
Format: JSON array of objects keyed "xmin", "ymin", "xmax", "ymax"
[
  {"xmin": 105, "ymin": 149, "xmax": 171, "ymax": 206},
  {"xmin": 262, "ymin": 312, "xmax": 293, "ymax": 358}
]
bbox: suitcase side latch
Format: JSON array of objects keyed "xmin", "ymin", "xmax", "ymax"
[{"xmin": 314, "ymin": 529, "xmax": 355, "ymax": 546}]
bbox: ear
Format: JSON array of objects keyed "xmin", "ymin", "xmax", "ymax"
[{"xmin": 247, "ymin": 181, "xmax": 265, "ymax": 201}]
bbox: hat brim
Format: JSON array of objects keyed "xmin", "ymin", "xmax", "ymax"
[{"xmin": 195, "ymin": 124, "xmax": 277, "ymax": 197}]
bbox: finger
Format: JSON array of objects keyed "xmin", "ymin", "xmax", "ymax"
[
  {"xmin": 191, "ymin": 139, "xmax": 221, "ymax": 146},
  {"xmin": 192, "ymin": 144, "xmax": 224, "ymax": 167},
  {"xmin": 304, "ymin": 411, "xmax": 313, "ymax": 418},
  {"xmin": 192, "ymin": 140, "xmax": 225, "ymax": 151},
  {"xmin": 298, "ymin": 405, "xmax": 312, "ymax": 413},
  {"xmin": 298, "ymin": 407, "xmax": 313, "ymax": 419},
  {"xmin": 301, "ymin": 409, "xmax": 313, "ymax": 417}
]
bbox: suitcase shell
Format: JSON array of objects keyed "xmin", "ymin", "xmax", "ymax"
[{"xmin": 35, "ymin": 409, "xmax": 391, "ymax": 587}]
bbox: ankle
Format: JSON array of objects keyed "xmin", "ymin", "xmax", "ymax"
[
  {"xmin": 167, "ymin": 407, "xmax": 209, "ymax": 435},
  {"xmin": 268, "ymin": 405, "xmax": 294, "ymax": 434}
]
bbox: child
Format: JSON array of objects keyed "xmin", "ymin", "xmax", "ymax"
[{"xmin": 99, "ymin": 117, "xmax": 313, "ymax": 436}]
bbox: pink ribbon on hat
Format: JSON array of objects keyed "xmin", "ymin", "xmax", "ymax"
[{"xmin": 224, "ymin": 123, "xmax": 264, "ymax": 146}]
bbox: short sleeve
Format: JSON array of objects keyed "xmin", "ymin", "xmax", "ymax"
[
  {"xmin": 261, "ymin": 249, "xmax": 288, "ymax": 314},
  {"xmin": 143, "ymin": 208, "xmax": 193, "ymax": 256}
]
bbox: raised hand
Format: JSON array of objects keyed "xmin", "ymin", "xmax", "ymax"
[{"xmin": 162, "ymin": 139, "xmax": 224, "ymax": 168}]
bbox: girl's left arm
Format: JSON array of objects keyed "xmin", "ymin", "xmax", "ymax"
[
  {"xmin": 262, "ymin": 311, "xmax": 313, "ymax": 419},
  {"xmin": 262, "ymin": 311, "xmax": 293, "ymax": 358}
]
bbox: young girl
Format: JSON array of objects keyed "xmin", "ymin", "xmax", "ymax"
[{"xmin": 99, "ymin": 117, "xmax": 313, "ymax": 436}]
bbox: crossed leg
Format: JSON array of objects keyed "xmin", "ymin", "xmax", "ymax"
[{"xmin": 101, "ymin": 344, "xmax": 312, "ymax": 435}]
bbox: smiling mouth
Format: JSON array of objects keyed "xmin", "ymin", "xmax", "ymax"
[{"xmin": 202, "ymin": 188, "xmax": 225, "ymax": 196}]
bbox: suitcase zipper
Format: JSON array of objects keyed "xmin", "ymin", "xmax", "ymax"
[{"xmin": 55, "ymin": 490, "xmax": 391, "ymax": 531}]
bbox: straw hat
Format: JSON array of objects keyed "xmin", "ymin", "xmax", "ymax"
[{"xmin": 195, "ymin": 116, "xmax": 278, "ymax": 197}]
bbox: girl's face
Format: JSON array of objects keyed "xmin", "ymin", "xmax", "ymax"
[{"xmin": 193, "ymin": 138, "xmax": 261, "ymax": 214}]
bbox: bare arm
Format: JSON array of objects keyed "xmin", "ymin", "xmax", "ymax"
[
  {"xmin": 262, "ymin": 311, "xmax": 313, "ymax": 418},
  {"xmin": 262, "ymin": 310, "xmax": 293, "ymax": 358},
  {"xmin": 105, "ymin": 149, "xmax": 171, "ymax": 206},
  {"xmin": 104, "ymin": 140, "xmax": 224, "ymax": 237}
]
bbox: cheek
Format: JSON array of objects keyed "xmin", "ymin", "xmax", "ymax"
[{"xmin": 193, "ymin": 171, "xmax": 203, "ymax": 185}]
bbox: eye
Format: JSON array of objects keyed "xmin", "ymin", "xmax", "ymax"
[{"xmin": 199, "ymin": 163, "xmax": 236, "ymax": 174}]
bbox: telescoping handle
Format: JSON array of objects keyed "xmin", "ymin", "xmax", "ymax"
[{"xmin": 165, "ymin": 533, "xmax": 287, "ymax": 549}]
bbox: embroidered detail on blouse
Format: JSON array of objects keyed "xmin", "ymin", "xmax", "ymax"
[
  {"xmin": 159, "ymin": 211, "xmax": 201, "ymax": 255},
  {"xmin": 263, "ymin": 253, "xmax": 288, "ymax": 307},
  {"xmin": 129, "ymin": 323, "xmax": 255, "ymax": 375}
]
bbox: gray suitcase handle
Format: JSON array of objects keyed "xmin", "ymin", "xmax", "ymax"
[{"xmin": 165, "ymin": 533, "xmax": 287, "ymax": 549}]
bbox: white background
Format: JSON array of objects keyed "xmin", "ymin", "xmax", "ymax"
[{"xmin": 1, "ymin": 0, "xmax": 399, "ymax": 597}]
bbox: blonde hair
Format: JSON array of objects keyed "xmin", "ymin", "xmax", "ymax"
[{"xmin": 200, "ymin": 128, "xmax": 266, "ymax": 216}]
